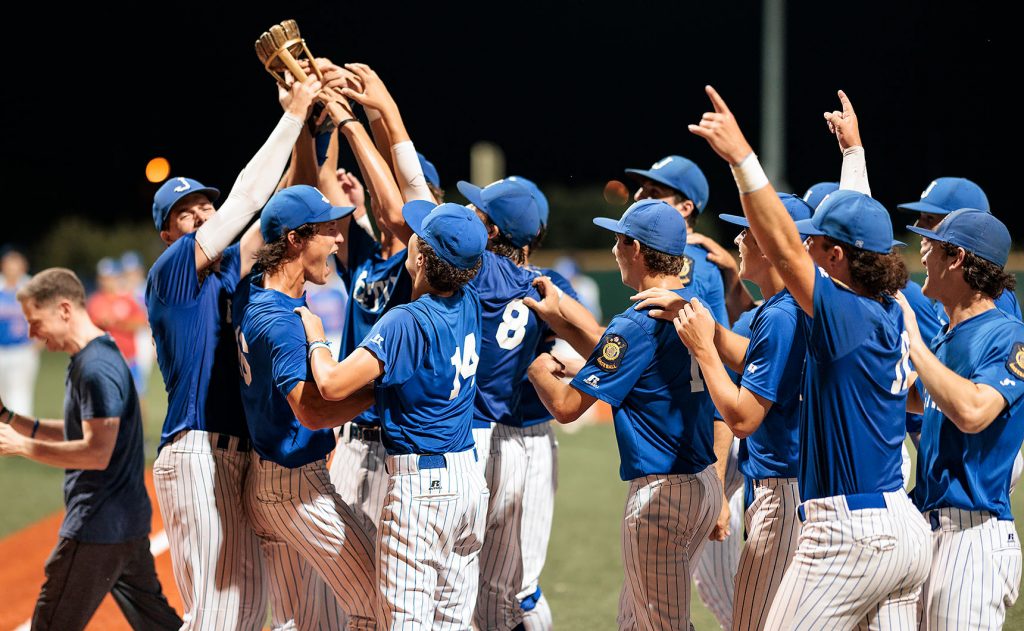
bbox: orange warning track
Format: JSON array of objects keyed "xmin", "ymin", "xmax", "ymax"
[{"xmin": 0, "ymin": 474, "xmax": 182, "ymax": 631}]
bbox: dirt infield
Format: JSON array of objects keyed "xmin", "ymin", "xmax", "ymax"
[{"xmin": 0, "ymin": 474, "xmax": 182, "ymax": 631}]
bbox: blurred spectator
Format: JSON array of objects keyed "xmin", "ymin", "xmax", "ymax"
[
  {"xmin": 86, "ymin": 257, "xmax": 148, "ymax": 392},
  {"xmin": 304, "ymin": 257, "xmax": 349, "ymax": 359},
  {"xmin": 554, "ymin": 255, "xmax": 602, "ymax": 323},
  {"xmin": 121, "ymin": 251, "xmax": 154, "ymax": 394},
  {"xmin": 0, "ymin": 246, "xmax": 40, "ymax": 415}
]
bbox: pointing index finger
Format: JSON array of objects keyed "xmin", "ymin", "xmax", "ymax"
[
  {"xmin": 838, "ymin": 90, "xmax": 854, "ymax": 115},
  {"xmin": 705, "ymin": 85, "xmax": 730, "ymax": 114}
]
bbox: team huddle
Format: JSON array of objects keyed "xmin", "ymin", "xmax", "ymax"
[{"xmin": 0, "ymin": 56, "xmax": 1021, "ymax": 631}]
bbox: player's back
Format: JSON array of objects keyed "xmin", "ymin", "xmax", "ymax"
[
  {"xmin": 471, "ymin": 251, "xmax": 549, "ymax": 426},
  {"xmin": 363, "ymin": 286, "xmax": 482, "ymax": 455},
  {"xmin": 146, "ymin": 233, "xmax": 246, "ymax": 448},
  {"xmin": 797, "ymin": 268, "xmax": 909, "ymax": 500}
]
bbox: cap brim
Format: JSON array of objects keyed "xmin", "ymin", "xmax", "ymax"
[
  {"xmin": 897, "ymin": 201, "xmax": 951, "ymax": 215},
  {"xmin": 624, "ymin": 168, "xmax": 676, "ymax": 193},
  {"xmin": 592, "ymin": 217, "xmax": 623, "ymax": 234},
  {"xmin": 793, "ymin": 218, "xmax": 826, "ymax": 236},
  {"xmin": 891, "ymin": 240, "xmax": 907, "ymax": 248},
  {"xmin": 456, "ymin": 181, "xmax": 485, "ymax": 209},
  {"xmin": 718, "ymin": 213, "xmax": 750, "ymax": 228},
  {"xmin": 904, "ymin": 225, "xmax": 942, "ymax": 240},
  {"xmin": 402, "ymin": 200, "xmax": 437, "ymax": 237}
]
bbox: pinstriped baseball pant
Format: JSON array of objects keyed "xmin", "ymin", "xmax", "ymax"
[
  {"xmin": 693, "ymin": 435, "xmax": 744, "ymax": 630},
  {"xmin": 919, "ymin": 507, "xmax": 1021, "ymax": 630},
  {"xmin": 732, "ymin": 477, "xmax": 801, "ymax": 631},
  {"xmin": 618, "ymin": 465, "xmax": 722, "ymax": 631},
  {"xmin": 329, "ymin": 424, "xmax": 390, "ymax": 532},
  {"xmin": 152, "ymin": 430, "xmax": 268, "ymax": 630},
  {"xmin": 244, "ymin": 454, "xmax": 378, "ymax": 630},
  {"xmin": 378, "ymin": 449, "xmax": 488, "ymax": 630},
  {"xmin": 764, "ymin": 490, "xmax": 931, "ymax": 630},
  {"xmin": 475, "ymin": 422, "xmax": 557, "ymax": 631}
]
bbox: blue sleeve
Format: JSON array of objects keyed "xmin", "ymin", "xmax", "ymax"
[
  {"xmin": 268, "ymin": 319, "xmax": 310, "ymax": 398},
  {"xmin": 700, "ymin": 264, "xmax": 728, "ymax": 326},
  {"xmin": 360, "ymin": 307, "xmax": 424, "ymax": 387},
  {"xmin": 339, "ymin": 220, "xmax": 378, "ymax": 284},
  {"xmin": 809, "ymin": 267, "xmax": 870, "ymax": 361},
  {"xmin": 218, "ymin": 244, "xmax": 242, "ymax": 294},
  {"xmin": 148, "ymin": 233, "xmax": 200, "ymax": 305},
  {"xmin": 973, "ymin": 332, "xmax": 1024, "ymax": 409},
  {"xmin": 76, "ymin": 361, "xmax": 127, "ymax": 420},
  {"xmin": 571, "ymin": 317, "xmax": 654, "ymax": 407},
  {"xmin": 996, "ymin": 289, "xmax": 1022, "ymax": 320},
  {"xmin": 740, "ymin": 305, "xmax": 798, "ymax": 404}
]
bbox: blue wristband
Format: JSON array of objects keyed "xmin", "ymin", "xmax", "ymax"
[{"xmin": 31, "ymin": 419, "xmax": 40, "ymax": 439}]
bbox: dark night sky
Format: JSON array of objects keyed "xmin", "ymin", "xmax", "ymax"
[{"xmin": 1, "ymin": 1, "xmax": 1015, "ymax": 249}]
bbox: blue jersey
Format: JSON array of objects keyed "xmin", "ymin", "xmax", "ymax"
[
  {"xmin": 682, "ymin": 244, "xmax": 728, "ymax": 326},
  {"xmin": 519, "ymin": 268, "xmax": 580, "ymax": 428},
  {"xmin": 147, "ymin": 233, "xmax": 248, "ymax": 448},
  {"xmin": 0, "ymin": 278, "xmax": 30, "ymax": 347},
  {"xmin": 797, "ymin": 268, "xmax": 909, "ymax": 500},
  {"xmin": 737, "ymin": 290, "xmax": 803, "ymax": 481},
  {"xmin": 338, "ymin": 221, "xmax": 412, "ymax": 427},
  {"xmin": 361, "ymin": 287, "xmax": 481, "ymax": 455},
  {"xmin": 572, "ymin": 288, "xmax": 715, "ymax": 480},
  {"xmin": 233, "ymin": 273, "xmax": 334, "ymax": 468},
  {"xmin": 471, "ymin": 251, "xmax": 550, "ymax": 427},
  {"xmin": 913, "ymin": 309, "xmax": 1024, "ymax": 520},
  {"xmin": 935, "ymin": 287, "xmax": 1021, "ymax": 328},
  {"xmin": 902, "ymin": 279, "xmax": 943, "ymax": 434}
]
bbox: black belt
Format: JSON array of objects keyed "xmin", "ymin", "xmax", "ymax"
[
  {"xmin": 349, "ymin": 424, "xmax": 382, "ymax": 442},
  {"xmin": 216, "ymin": 434, "xmax": 251, "ymax": 452}
]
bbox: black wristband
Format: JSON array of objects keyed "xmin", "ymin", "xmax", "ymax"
[
  {"xmin": 1, "ymin": 406, "xmax": 14, "ymax": 425},
  {"xmin": 337, "ymin": 118, "xmax": 361, "ymax": 130}
]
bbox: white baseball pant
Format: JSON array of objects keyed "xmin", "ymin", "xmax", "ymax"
[
  {"xmin": 473, "ymin": 425, "xmax": 493, "ymax": 476},
  {"xmin": 378, "ymin": 449, "xmax": 488, "ymax": 630},
  {"xmin": 764, "ymin": 489, "xmax": 932, "ymax": 630},
  {"xmin": 244, "ymin": 454, "xmax": 378, "ymax": 630},
  {"xmin": 732, "ymin": 477, "xmax": 801, "ymax": 631},
  {"xmin": 329, "ymin": 423, "xmax": 390, "ymax": 532},
  {"xmin": 618, "ymin": 465, "xmax": 722, "ymax": 631},
  {"xmin": 693, "ymin": 436, "xmax": 744, "ymax": 630},
  {"xmin": 152, "ymin": 430, "xmax": 268, "ymax": 630},
  {"xmin": 919, "ymin": 507, "xmax": 1021, "ymax": 630},
  {"xmin": 518, "ymin": 423, "xmax": 558, "ymax": 631}
]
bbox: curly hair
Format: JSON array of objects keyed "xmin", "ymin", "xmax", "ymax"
[
  {"xmin": 939, "ymin": 242, "xmax": 1016, "ymax": 299},
  {"xmin": 254, "ymin": 223, "xmax": 318, "ymax": 276},
  {"xmin": 622, "ymin": 236, "xmax": 685, "ymax": 277},
  {"xmin": 480, "ymin": 213, "xmax": 528, "ymax": 265},
  {"xmin": 419, "ymin": 238, "xmax": 482, "ymax": 293},
  {"xmin": 824, "ymin": 237, "xmax": 909, "ymax": 298}
]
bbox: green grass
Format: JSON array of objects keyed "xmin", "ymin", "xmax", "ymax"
[{"xmin": 3, "ymin": 353, "xmax": 1022, "ymax": 629}]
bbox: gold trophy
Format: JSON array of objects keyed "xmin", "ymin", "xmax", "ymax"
[{"xmin": 255, "ymin": 19, "xmax": 334, "ymax": 133}]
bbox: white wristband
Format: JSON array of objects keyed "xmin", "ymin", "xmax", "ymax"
[{"xmin": 730, "ymin": 153, "xmax": 770, "ymax": 194}]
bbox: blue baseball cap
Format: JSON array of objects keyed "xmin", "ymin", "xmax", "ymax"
[
  {"xmin": 456, "ymin": 179, "xmax": 541, "ymax": 248},
  {"xmin": 897, "ymin": 177, "xmax": 989, "ymax": 215},
  {"xmin": 593, "ymin": 199, "xmax": 687, "ymax": 256},
  {"xmin": 260, "ymin": 185, "xmax": 356, "ymax": 243},
  {"xmin": 625, "ymin": 155, "xmax": 710, "ymax": 213},
  {"xmin": 96, "ymin": 257, "xmax": 121, "ymax": 277},
  {"xmin": 417, "ymin": 152, "xmax": 441, "ymax": 189},
  {"xmin": 719, "ymin": 193, "xmax": 814, "ymax": 229},
  {"xmin": 802, "ymin": 182, "xmax": 839, "ymax": 209},
  {"xmin": 906, "ymin": 208, "xmax": 1010, "ymax": 267},
  {"xmin": 152, "ymin": 177, "xmax": 221, "ymax": 231},
  {"xmin": 402, "ymin": 201, "xmax": 488, "ymax": 269},
  {"xmin": 120, "ymin": 251, "xmax": 143, "ymax": 272},
  {"xmin": 793, "ymin": 190, "xmax": 904, "ymax": 253},
  {"xmin": 507, "ymin": 175, "xmax": 549, "ymax": 225}
]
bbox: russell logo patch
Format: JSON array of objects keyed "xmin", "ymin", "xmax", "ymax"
[
  {"xmin": 596, "ymin": 334, "xmax": 628, "ymax": 372},
  {"xmin": 1007, "ymin": 342, "xmax": 1024, "ymax": 380}
]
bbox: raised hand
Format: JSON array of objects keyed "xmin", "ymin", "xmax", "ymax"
[
  {"xmin": 673, "ymin": 298, "xmax": 716, "ymax": 356},
  {"xmin": 630, "ymin": 287, "xmax": 687, "ymax": 322},
  {"xmin": 293, "ymin": 306, "xmax": 327, "ymax": 343},
  {"xmin": 282, "ymin": 74, "xmax": 322, "ymax": 119},
  {"xmin": 893, "ymin": 291, "xmax": 923, "ymax": 348},
  {"xmin": 340, "ymin": 63, "xmax": 399, "ymax": 117},
  {"xmin": 337, "ymin": 169, "xmax": 367, "ymax": 208},
  {"xmin": 688, "ymin": 85, "xmax": 754, "ymax": 165},
  {"xmin": 523, "ymin": 276, "xmax": 563, "ymax": 324},
  {"xmin": 823, "ymin": 90, "xmax": 862, "ymax": 151}
]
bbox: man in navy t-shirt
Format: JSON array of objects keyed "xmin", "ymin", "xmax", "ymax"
[{"xmin": 0, "ymin": 268, "xmax": 180, "ymax": 630}]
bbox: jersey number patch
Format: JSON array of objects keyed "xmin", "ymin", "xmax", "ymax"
[
  {"xmin": 496, "ymin": 299, "xmax": 529, "ymax": 350},
  {"xmin": 235, "ymin": 327, "xmax": 252, "ymax": 386},
  {"xmin": 449, "ymin": 333, "xmax": 480, "ymax": 399}
]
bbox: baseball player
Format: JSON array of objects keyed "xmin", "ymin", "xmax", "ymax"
[
  {"xmin": 899, "ymin": 209, "xmax": 1023, "ymax": 630},
  {"xmin": 0, "ymin": 247, "xmax": 39, "ymax": 417},
  {"xmin": 690, "ymin": 85, "xmax": 931, "ymax": 627},
  {"xmin": 674, "ymin": 194, "xmax": 812, "ymax": 630},
  {"xmin": 529, "ymin": 199, "xmax": 721, "ymax": 630},
  {"xmin": 295, "ymin": 200, "xmax": 490, "ymax": 629},
  {"xmin": 232, "ymin": 185, "xmax": 380, "ymax": 630},
  {"xmin": 802, "ymin": 181, "xmax": 838, "ymax": 209},
  {"xmin": 146, "ymin": 76, "xmax": 318, "ymax": 630}
]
